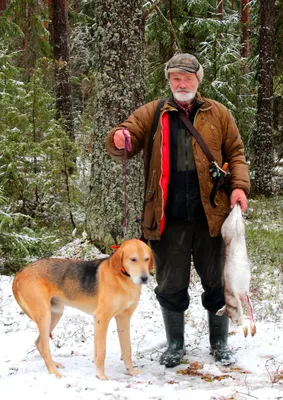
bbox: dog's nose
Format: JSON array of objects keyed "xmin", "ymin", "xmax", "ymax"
[{"xmin": 141, "ymin": 275, "xmax": 148, "ymax": 284}]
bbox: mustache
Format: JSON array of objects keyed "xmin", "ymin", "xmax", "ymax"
[{"xmin": 174, "ymin": 89, "xmax": 192, "ymax": 93}]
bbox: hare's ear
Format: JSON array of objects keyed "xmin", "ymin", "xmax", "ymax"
[{"xmin": 110, "ymin": 247, "xmax": 123, "ymax": 275}]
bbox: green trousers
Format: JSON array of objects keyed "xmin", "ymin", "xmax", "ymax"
[{"xmin": 150, "ymin": 218, "xmax": 225, "ymax": 313}]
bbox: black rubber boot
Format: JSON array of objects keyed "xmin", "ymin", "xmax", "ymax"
[
  {"xmin": 208, "ymin": 311, "xmax": 236, "ymax": 366},
  {"xmin": 159, "ymin": 307, "xmax": 186, "ymax": 367}
]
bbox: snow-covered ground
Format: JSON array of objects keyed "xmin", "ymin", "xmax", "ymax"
[{"xmin": 1, "ymin": 243, "xmax": 283, "ymax": 400}]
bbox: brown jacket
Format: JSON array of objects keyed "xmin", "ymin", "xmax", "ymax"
[{"xmin": 106, "ymin": 93, "xmax": 250, "ymax": 239}]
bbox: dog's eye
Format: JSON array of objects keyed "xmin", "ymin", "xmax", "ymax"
[
  {"xmin": 145, "ymin": 257, "xmax": 149, "ymax": 262},
  {"xmin": 130, "ymin": 257, "xmax": 137, "ymax": 262}
]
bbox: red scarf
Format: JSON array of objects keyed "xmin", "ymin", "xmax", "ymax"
[{"xmin": 173, "ymin": 98, "xmax": 196, "ymax": 116}]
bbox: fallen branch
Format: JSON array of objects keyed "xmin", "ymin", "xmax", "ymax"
[
  {"xmin": 265, "ymin": 357, "xmax": 283, "ymax": 385},
  {"xmin": 233, "ymin": 390, "xmax": 258, "ymax": 399}
]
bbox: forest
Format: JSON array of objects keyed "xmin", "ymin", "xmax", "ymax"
[{"xmin": 0, "ymin": 0, "xmax": 282, "ymax": 274}]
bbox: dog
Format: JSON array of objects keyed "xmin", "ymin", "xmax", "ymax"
[
  {"xmin": 12, "ymin": 238, "xmax": 154, "ymax": 380},
  {"xmin": 216, "ymin": 203, "xmax": 256, "ymax": 337}
]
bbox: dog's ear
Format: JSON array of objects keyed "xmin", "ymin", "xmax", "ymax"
[
  {"xmin": 149, "ymin": 252, "xmax": 154, "ymax": 271},
  {"xmin": 110, "ymin": 248, "xmax": 123, "ymax": 275}
]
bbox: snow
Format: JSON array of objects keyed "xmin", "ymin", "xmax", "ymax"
[{"xmin": 1, "ymin": 253, "xmax": 283, "ymax": 400}]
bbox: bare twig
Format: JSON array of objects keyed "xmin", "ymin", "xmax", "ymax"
[
  {"xmin": 143, "ymin": 0, "xmax": 182, "ymax": 53},
  {"xmin": 265, "ymin": 358, "xmax": 276, "ymax": 385},
  {"xmin": 265, "ymin": 357, "xmax": 283, "ymax": 385},
  {"xmin": 232, "ymin": 371, "xmax": 256, "ymax": 400},
  {"xmin": 155, "ymin": 5, "xmax": 182, "ymax": 53},
  {"xmin": 143, "ymin": 0, "xmax": 162, "ymax": 18},
  {"xmin": 233, "ymin": 390, "xmax": 258, "ymax": 399}
]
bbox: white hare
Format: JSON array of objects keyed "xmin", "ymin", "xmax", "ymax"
[{"xmin": 217, "ymin": 203, "xmax": 256, "ymax": 337}]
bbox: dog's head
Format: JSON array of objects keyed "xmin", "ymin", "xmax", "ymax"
[{"xmin": 110, "ymin": 239, "xmax": 154, "ymax": 285}]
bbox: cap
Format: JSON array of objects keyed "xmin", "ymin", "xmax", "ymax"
[{"xmin": 165, "ymin": 53, "xmax": 204, "ymax": 82}]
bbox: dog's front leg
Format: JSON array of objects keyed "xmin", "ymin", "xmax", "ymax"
[
  {"xmin": 115, "ymin": 310, "xmax": 141, "ymax": 377},
  {"xmin": 94, "ymin": 312, "xmax": 111, "ymax": 380}
]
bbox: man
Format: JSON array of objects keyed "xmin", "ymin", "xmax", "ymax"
[{"xmin": 106, "ymin": 53, "xmax": 250, "ymax": 367}]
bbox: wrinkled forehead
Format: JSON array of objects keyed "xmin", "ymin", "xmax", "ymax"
[{"xmin": 169, "ymin": 71, "xmax": 197, "ymax": 79}]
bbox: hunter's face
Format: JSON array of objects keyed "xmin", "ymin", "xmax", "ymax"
[{"xmin": 169, "ymin": 71, "xmax": 199, "ymax": 104}]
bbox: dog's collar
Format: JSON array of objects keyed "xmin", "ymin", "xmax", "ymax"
[{"xmin": 121, "ymin": 267, "xmax": 131, "ymax": 278}]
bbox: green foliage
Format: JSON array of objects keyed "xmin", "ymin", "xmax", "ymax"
[
  {"xmin": 0, "ymin": 0, "xmax": 282, "ymax": 270},
  {"xmin": 0, "ymin": 54, "xmax": 78, "ymax": 218},
  {"xmin": 4, "ymin": 0, "xmax": 52, "ymax": 60},
  {"xmin": 0, "ymin": 16, "xmax": 24, "ymax": 49},
  {"xmin": 245, "ymin": 196, "xmax": 283, "ymax": 266},
  {"xmin": 0, "ymin": 48, "xmax": 82, "ymax": 270},
  {"xmin": 198, "ymin": 24, "xmax": 257, "ymax": 147},
  {"xmin": 145, "ymin": 0, "xmax": 186, "ymax": 101},
  {"xmin": 245, "ymin": 196, "xmax": 283, "ymax": 319},
  {"xmin": 145, "ymin": 0, "xmax": 257, "ymax": 148},
  {"xmin": 0, "ymin": 189, "xmax": 57, "ymax": 274}
]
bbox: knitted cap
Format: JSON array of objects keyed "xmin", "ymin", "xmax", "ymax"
[{"xmin": 165, "ymin": 53, "xmax": 204, "ymax": 82}]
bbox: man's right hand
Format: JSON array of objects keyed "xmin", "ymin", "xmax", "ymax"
[{"xmin": 113, "ymin": 129, "xmax": 131, "ymax": 149}]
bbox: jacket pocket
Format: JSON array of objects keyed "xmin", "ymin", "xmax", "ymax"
[
  {"xmin": 143, "ymin": 170, "xmax": 157, "ymax": 230},
  {"xmin": 213, "ymin": 188, "xmax": 230, "ymax": 215}
]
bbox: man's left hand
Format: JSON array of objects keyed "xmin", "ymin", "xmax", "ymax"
[{"xmin": 230, "ymin": 189, "xmax": 248, "ymax": 212}]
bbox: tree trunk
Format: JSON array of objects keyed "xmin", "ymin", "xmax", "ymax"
[
  {"xmin": 50, "ymin": 0, "xmax": 74, "ymax": 141},
  {"xmin": 217, "ymin": 0, "xmax": 224, "ymax": 21},
  {"xmin": 273, "ymin": 2, "xmax": 283, "ymax": 166},
  {"xmin": 21, "ymin": 1, "xmax": 37, "ymax": 79},
  {"xmin": 0, "ymin": 0, "xmax": 6, "ymax": 12},
  {"xmin": 86, "ymin": 0, "xmax": 145, "ymax": 250},
  {"xmin": 168, "ymin": 0, "xmax": 175, "ymax": 54},
  {"xmin": 253, "ymin": 0, "xmax": 275, "ymax": 195},
  {"xmin": 241, "ymin": 0, "xmax": 250, "ymax": 58}
]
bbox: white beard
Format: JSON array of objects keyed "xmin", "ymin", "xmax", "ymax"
[{"xmin": 173, "ymin": 90, "xmax": 196, "ymax": 103}]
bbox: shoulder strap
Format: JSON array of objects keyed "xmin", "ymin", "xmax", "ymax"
[
  {"xmin": 145, "ymin": 98, "xmax": 166, "ymax": 189},
  {"xmin": 178, "ymin": 112, "xmax": 215, "ymax": 163},
  {"xmin": 178, "ymin": 111, "xmax": 231, "ymax": 208}
]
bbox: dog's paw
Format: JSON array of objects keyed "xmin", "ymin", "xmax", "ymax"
[
  {"xmin": 49, "ymin": 369, "xmax": 63, "ymax": 379},
  {"xmin": 128, "ymin": 368, "xmax": 141, "ymax": 376},
  {"xmin": 96, "ymin": 373, "xmax": 109, "ymax": 381}
]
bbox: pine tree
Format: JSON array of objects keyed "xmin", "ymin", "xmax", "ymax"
[
  {"xmin": 0, "ymin": 31, "xmax": 81, "ymax": 269},
  {"xmin": 0, "ymin": 188, "xmax": 54, "ymax": 274}
]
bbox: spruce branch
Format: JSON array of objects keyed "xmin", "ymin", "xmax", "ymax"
[{"xmin": 144, "ymin": 0, "xmax": 182, "ymax": 52}]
